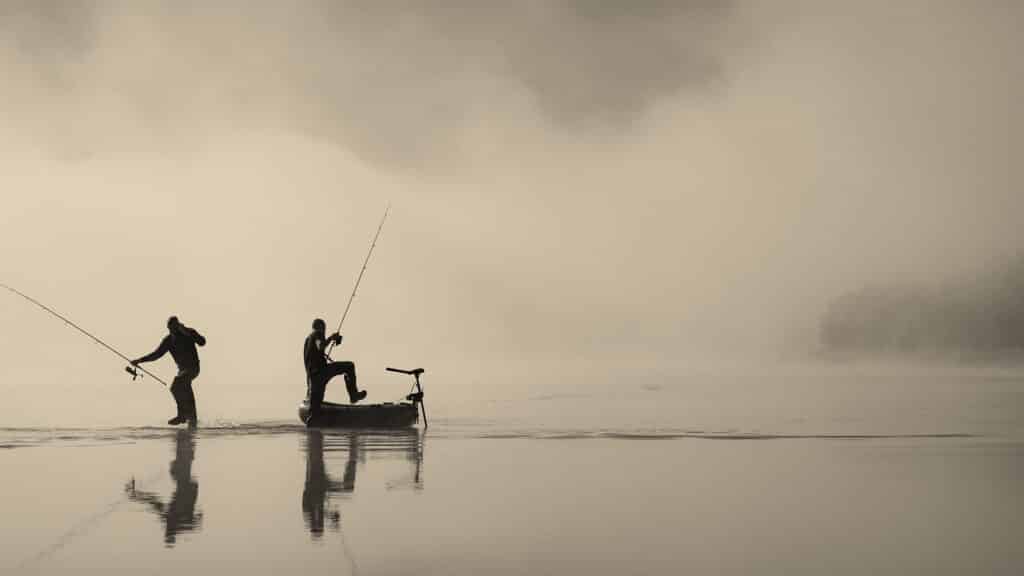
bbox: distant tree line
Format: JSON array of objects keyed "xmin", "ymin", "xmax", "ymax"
[{"xmin": 819, "ymin": 257, "xmax": 1024, "ymax": 359}]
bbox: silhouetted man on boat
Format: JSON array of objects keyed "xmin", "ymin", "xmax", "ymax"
[
  {"xmin": 304, "ymin": 318, "xmax": 365, "ymax": 425},
  {"xmin": 132, "ymin": 316, "xmax": 206, "ymax": 427}
]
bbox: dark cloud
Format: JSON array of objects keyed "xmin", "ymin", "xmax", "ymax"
[
  {"xmin": 499, "ymin": 0, "xmax": 732, "ymax": 125},
  {"xmin": 1, "ymin": 1, "xmax": 735, "ymax": 166},
  {"xmin": 0, "ymin": 1, "xmax": 94, "ymax": 53},
  {"xmin": 0, "ymin": 1, "xmax": 94, "ymax": 88}
]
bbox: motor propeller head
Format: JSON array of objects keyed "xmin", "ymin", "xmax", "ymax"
[
  {"xmin": 386, "ymin": 366, "xmax": 428, "ymax": 428},
  {"xmin": 125, "ymin": 365, "xmax": 140, "ymax": 380}
]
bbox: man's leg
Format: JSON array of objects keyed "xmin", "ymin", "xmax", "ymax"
[
  {"xmin": 307, "ymin": 375, "xmax": 327, "ymax": 426},
  {"xmin": 169, "ymin": 374, "xmax": 188, "ymax": 425},
  {"xmin": 323, "ymin": 361, "xmax": 363, "ymax": 403},
  {"xmin": 340, "ymin": 361, "xmax": 360, "ymax": 402},
  {"xmin": 182, "ymin": 371, "xmax": 198, "ymax": 427}
]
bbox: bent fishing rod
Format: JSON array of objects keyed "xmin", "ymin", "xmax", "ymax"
[
  {"xmin": 326, "ymin": 204, "xmax": 390, "ymax": 358},
  {"xmin": 0, "ymin": 283, "xmax": 168, "ymax": 387}
]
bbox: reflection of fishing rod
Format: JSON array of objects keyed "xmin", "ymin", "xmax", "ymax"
[
  {"xmin": 1, "ymin": 283, "xmax": 168, "ymax": 387},
  {"xmin": 326, "ymin": 204, "xmax": 390, "ymax": 359}
]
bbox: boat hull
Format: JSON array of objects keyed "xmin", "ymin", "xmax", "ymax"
[{"xmin": 298, "ymin": 400, "xmax": 419, "ymax": 428}]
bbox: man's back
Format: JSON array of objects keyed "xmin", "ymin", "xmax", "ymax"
[
  {"xmin": 304, "ymin": 332, "xmax": 326, "ymax": 377},
  {"xmin": 164, "ymin": 329, "xmax": 204, "ymax": 372}
]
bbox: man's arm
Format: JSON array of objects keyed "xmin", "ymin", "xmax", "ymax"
[
  {"xmin": 125, "ymin": 488, "xmax": 167, "ymax": 515},
  {"xmin": 184, "ymin": 327, "xmax": 206, "ymax": 347},
  {"xmin": 313, "ymin": 334, "xmax": 342, "ymax": 354},
  {"xmin": 132, "ymin": 338, "xmax": 169, "ymax": 365}
]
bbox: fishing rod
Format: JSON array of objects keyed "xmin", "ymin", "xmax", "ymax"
[
  {"xmin": 326, "ymin": 204, "xmax": 390, "ymax": 358},
  {"xmin": 0, "ymin": 282, "xmax": 168, "ymax": 387}
]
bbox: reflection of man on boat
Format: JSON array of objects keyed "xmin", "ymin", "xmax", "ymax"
[
  {"xmin": 302, "ymin": 430, "xmax": 356, "ymax": 537},
  {"xmin": 132, "ymin": 316, "xmax": 206, "ymax": 427},
  {"xmin": 301, "ymin": 429, "xmax": 424, "ymax": 537},
  {"xmin": 304, "ymin": 318, "xmax": 366, "ymax": 425},
  {"xmin": 125, "ymin": 430, "xmax": 203, "ymax": 546}
]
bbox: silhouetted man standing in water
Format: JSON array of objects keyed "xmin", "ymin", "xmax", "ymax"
[
  {"xmin": 304, "ymin": 318, "xmax": 365, "ymax": 425},
  {"xmin": 133, "ymin": 316, "xmax": 206, "ymax": 427}
]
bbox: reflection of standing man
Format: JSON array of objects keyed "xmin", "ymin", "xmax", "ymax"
[
  {"xmin": 126, "ymin": 430, "xmax": 203, "ymax": 546},
  {"xmin": 302, "ymin": 430, "xmax": 358, "ymax": 538}
]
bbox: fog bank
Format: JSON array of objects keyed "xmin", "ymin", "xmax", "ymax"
[{"xmin": 820, "ymin": 257, "xmax": 1024, "ymax": 360}]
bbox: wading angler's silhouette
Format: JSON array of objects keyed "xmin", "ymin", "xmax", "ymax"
[{"xmin": 133, "ymin": 316, "xmax": 206, "ymax": 427}]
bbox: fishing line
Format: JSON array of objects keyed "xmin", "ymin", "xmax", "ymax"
[
  {"xmin": 337, "ymin": 519, "xmax": 361, "ymax": 576},
  {"xmin": 1, "ymin": 282, "xmax": 168, "ymax": 387},
  {"xmin": 326, "ymin": 204, "xmax": 390, "ymax": 359},
  {"xmin": 12, "ymin": 461, "xmax": 167, "ymax": 571}
]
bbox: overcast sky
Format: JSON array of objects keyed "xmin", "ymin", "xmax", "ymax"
[{"xmin": 1, "ymin": 1, "xmax": 1021, "ymax": 425}]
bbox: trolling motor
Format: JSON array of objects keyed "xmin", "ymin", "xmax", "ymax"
[{"xmin": 386, "ymin": 367, "xmax": 427, "ymax": 427}]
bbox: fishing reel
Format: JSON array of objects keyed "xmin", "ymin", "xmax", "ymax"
[{"xmin": 124, "ymin": 364, "xmax": 169, "ymax": 388}]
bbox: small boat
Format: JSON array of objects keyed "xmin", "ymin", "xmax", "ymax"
[
  {"xmin": 299, "ymin": 367, "xmax": 427, "ymax": 429},
  {"xmin": 298, "ymin": 400, "xmax": 419, "ymax": 428}
]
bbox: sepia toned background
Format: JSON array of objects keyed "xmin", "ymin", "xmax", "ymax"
[{"xmin": 1, "ymin": 1, "xmax": 1021, "ymax": 426}]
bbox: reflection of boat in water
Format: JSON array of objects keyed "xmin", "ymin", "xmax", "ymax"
[
  {"xmin": 125, "ymin": 430, "xmax": 203, "ymax": 547},
  {"xmin": 301, "ymin": 428, "xmax": 423, "ymax": 538},
  {"xmin": 298, "ymin": 400, "xmax": 419, "ymax": 428}
]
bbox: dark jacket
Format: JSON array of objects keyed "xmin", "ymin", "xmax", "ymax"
[
  {"xmin": 303, "ymin": 331, "xmax": 327, "ymax": 377},
  {"xmin": 138, "ymin": 328, "xmax": 206, "ymax": 373}
]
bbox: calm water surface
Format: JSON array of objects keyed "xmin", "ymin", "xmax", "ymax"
[{"xmin": 1, "ymin": 368, "xmax": 1022, "ymax": 575}]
